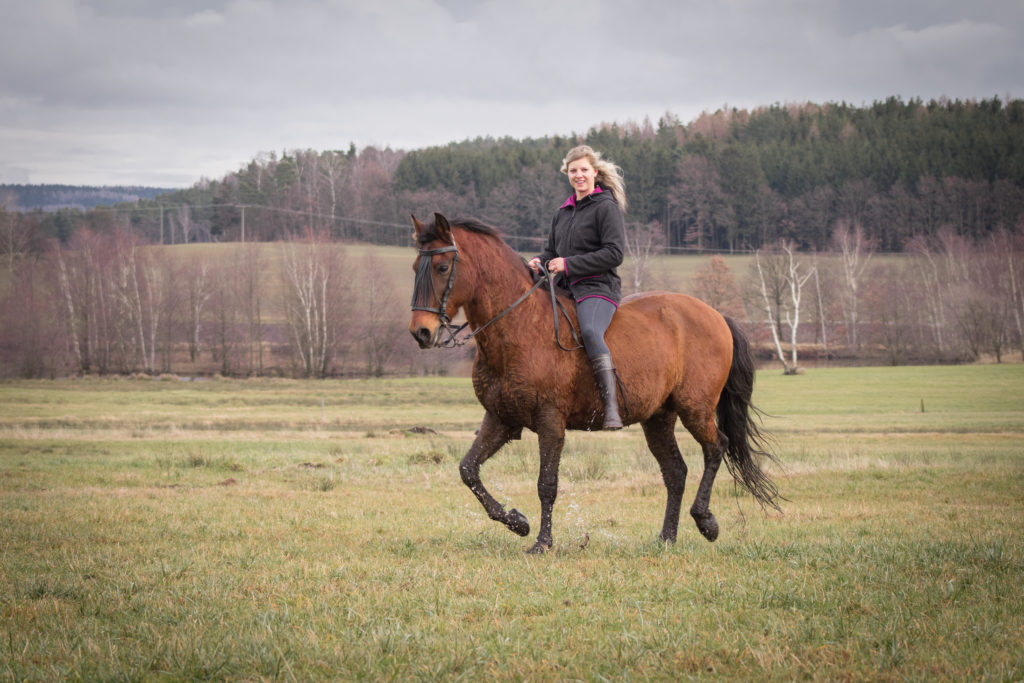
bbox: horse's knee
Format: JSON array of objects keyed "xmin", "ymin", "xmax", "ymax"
[
  {"xmin": 459, "ymin": 457, "xmax": 479, "ymax": 488},
  {"xmin": 659, "ymin": 457, "xmax": 687, "ymax": 491}
]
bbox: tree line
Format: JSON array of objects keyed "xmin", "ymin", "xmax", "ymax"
[
  {"xmin": 2, "ymin": 95, "xmax": 1023, "ymax": 378},
  {"xmin": 5, "ymin": 96, "xmax": 1023, "ymax": 257},
  {"xmin": 1, "ymin": 218, "xmax": 1021, "ymax": 380},
  {"xmin": 1, "ymin": 184, "xmax": 174, "ymax": 212},
  {"xmin": 0, "ymin": 227, "xmax": 471, "ymax": 380}
]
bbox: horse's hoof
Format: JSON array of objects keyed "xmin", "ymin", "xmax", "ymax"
[
  {"xmin": 694, "ymin": 513, "xmax": 719, "ymax": 542},
  {"xmin": 507, "ymin": 508, "xmax": 530, "ymax": 537},
  {"xmin": 525, "ymin": 540, "xmax": 551, "ymax": 555}
]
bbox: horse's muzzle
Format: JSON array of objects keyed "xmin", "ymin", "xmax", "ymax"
[{"xmin": 410, "ymin": 325, "xmax": 438, "ymax": 349}]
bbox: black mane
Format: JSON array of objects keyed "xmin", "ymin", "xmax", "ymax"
[{"xmin": 416, "ymin": 216, "xmax": 503, "ymax": 245}]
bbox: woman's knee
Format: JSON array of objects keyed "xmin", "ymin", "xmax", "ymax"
[{"xmin": 581, "ymin": 328, "xmax": 607, "ymax": 353}]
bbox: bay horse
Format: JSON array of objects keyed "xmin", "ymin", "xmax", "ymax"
[{"xmin": 409, "ymin": 213, "xmax": 780, "ymax": 554}]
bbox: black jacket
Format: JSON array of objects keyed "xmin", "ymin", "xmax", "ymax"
[{"xmin": 539, "ymin": 186, "xmax": 625, "ymax": 304}]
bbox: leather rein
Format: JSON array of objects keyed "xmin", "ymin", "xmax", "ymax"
[{"xmin": 411, "ymin": 239, "xmax": 583, "ymax": 351}]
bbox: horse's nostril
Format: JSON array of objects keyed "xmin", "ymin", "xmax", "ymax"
[{"xmin": 412, "ymin": 327, "xmax": 433, "ymax": 347}]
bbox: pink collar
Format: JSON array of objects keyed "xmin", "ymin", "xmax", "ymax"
[{"xmin": 560, "ymin": 186, "xmax": 603, "ymax": 209}]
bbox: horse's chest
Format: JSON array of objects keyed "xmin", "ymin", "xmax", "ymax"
[{"xmin": 472, "ymin": 362, "xmax": 538, "ymax": 424}]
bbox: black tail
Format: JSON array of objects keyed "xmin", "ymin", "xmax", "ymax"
[{"xmin": 717, "ymin": 317, "xmax": 782, "ymax": 511}]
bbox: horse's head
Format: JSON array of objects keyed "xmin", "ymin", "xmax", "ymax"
[{"xmin": 409, "ymin": 213, "xmax": 465, "ymax": 348}]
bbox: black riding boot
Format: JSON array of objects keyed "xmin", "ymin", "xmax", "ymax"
[{"xmin": 591, "ymin": 354, "xmax": 623, "ymax": 430}]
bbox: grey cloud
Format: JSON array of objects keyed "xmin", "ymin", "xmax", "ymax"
[{"xmin": 1, "ymin": 0, "xmax": 1021, "ymax": 185}]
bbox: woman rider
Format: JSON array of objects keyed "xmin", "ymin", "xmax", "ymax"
[{"xmin": 528, "ymin": 144, "xmax": 627, "ymax": 430}]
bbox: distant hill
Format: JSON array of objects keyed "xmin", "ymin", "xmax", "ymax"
[{"xmin": 0, "ymin": 184, "xmax": 176, "ymax": 212}]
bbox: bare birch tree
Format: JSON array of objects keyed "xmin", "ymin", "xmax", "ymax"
[
  {"xmin": 754, "ymin": 241, "xmax": 815, "ymax": 374},
  {"xmin": 55, "ymin": 246, "xmax": 84, "ymax": 372},
  {"xmin": 184, "ymin": 256, "xmax": 214, "ymax": 363},
  {"xmin": 174, "ymin": 204, "xmax": 194, "ymax": 244},
  {"xmin": 832, "ymin": 220, "xmax": 874, "ymax": 350},
  {"xmin": 623, "ymin": 220, "xmax": 665, "ymax": 293},
  {"xmin": 995, "ymin": 226, "xmax": 1024, "ymax": 360},
  {"xmin": 280, "ymin": 229, "xmax": 349, "ymax": 377}
]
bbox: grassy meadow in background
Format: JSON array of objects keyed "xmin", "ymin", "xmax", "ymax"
[{"xmin": 1, "ymin": 364, "xmax": 1022, "ymax": 680}]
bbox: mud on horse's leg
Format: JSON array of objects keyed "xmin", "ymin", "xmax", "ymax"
[
  {"xmin": 459, "ymin": 411, "xmax": 530, "ymax": 537},
  {"xmin": 527, "ymin": 409, "xmax": 566, "ymax": 554},
  {"xmin": 641, "ymin": 410, "xmax": 688, "ymax": 544},
  {"xmin": 690, "ymin": 430, "xmax": 727, "ymax": 542}
]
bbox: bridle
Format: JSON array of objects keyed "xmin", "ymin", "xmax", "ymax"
[
  {"xmin": 411, "ymin": 243, "xmax": 460, "ymax": 326},
  {"xmin": 411, "ymin": 238, "xmax": 582, "ymax": 351}
]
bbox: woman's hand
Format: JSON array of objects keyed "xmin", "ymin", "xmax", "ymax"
[{"xmin": 527, "ymin": 257, "xmax": 565, "ymax": 274}]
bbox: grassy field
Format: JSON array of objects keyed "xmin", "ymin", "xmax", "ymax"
[{"xmin": 1, "ymin": 365, "xmax": 1022, "ymax": 680}]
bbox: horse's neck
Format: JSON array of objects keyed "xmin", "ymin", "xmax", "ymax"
[{"xmin": 463, "ymin": 257, "xmax": 542, "ymax": 357}]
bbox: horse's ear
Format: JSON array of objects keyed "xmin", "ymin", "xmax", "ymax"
[
  {"xmin": 411, "ymin": 214, "xmax": 425, "ymax": 242},
  {"xmin": 434, "ymin": 213, "xmax": 453, "ymax": 244}
]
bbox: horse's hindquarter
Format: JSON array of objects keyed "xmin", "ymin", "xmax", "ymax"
[{"xmin": 608, "ymin": 292, "xmax": 734, "ymax": 418}]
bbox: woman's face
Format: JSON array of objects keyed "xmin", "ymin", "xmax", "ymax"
[{"xmin": 566, "ymin": 157, "xmax": 597, "ymax": 198}]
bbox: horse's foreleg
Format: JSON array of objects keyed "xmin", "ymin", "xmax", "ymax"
[
  {"xmin": 527, "ymin": 410, "xmax": 566, "ymax": 554},
  {"xmin": 459, "ymin": 411, "xmax": 530, "ymax": 537},
  {"xmin": 641, "ymin": 410, "xmax": 687, "ymax": 543},
  {"xmin": 690, "ymin": 429, "xmax": 727, "ymax": 542}
]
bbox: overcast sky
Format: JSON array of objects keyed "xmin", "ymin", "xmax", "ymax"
[{"xmin": 2, "ymin": 0, "xmax": 1022, "ymax": 187}]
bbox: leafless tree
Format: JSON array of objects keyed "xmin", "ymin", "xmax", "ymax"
[
  {"xmin": 184, "ymin": 255, "xmax": 214, "ymax": 363},
  {"xmin": 107, "ymin": 230, "xmax": 150, "ymax": 371},
  {"xmin": 239, "ymin": 242, "xmax": 265, "ymax": 375},
  {"xmin": 319, "ymin": 151, "xmax": 351, "ymax": 239},
  {"xmin": 55, "ymin": 229, "xmax": 113, "ymax": 374},
  {"xmin": 753, "ymin": 241, "xmax": 815, "ymax": 374},
  {"xmin": 990, "ymin": 227, "xmax": 1024, "ymax": 360},
  {"xmin": 623, "ymin": 220, "xmax": 665, "ymax": 293},
  {"xmin": 55, "ymin": 246, "xmax": 84, "ymax": 372},
  {"xmin": 280, "ymin": 229, "xmax": 350, "ymax": 377},
  {"xmin": 832, "ymin": 220, "xmax": 874, "ymax": 350},
  {"xmin": 1, "ymin": 257, "xmax": 63, "ymax": 377},
  {"xmin": 359, "ymin": 252, "xmax": 406, "ymax": 376},
  {"xmin": 864, "ymin": 262, "xmax": 914, "ymax": 365},
  {"xmin": 173, "ymin": 204, "xmax": 195, "ymax": 244},
  {"xmin": 690, "ymin": 255, "xmax": 744, "ymax": 318},
  {"xmin": 905, "ymin": 234, "xmax": 951, "ymax": 354}
]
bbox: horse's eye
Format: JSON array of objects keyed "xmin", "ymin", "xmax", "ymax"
[{"xmin": 438, "ymin": 264, "xmax": 450, "ymax": 274}]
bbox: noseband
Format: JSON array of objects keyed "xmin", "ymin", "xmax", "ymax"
[{"xmin": 411, "ymin": 242, "xmax": 466, "ymax": 346}]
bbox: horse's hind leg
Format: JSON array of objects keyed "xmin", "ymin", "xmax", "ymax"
[
  {"xmin": 687, "ymin": 417, "xmax": 726, "ymax": 542},
  {"xmin": 641, "ymin": 409, "xmax": 688, "ymax": 543},
  {"xmin": 459, "ymin": 411, "xmax": 530, "ymax": 537},
  {"xmin": 527, "ymin": 408, "xmax": 566, "ymax": 554}
]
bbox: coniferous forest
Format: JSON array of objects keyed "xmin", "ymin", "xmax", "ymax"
[
  {"xmin": 2, "ymin": 96, "xmax": 1024, "ymax": 378},
  {"xmin": 8, "ymin": 96, "xmax": 1022, "ymax": 253}
]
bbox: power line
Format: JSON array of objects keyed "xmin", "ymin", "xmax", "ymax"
[{"xmin": 63, "ymin": 201, "xmax": 414, "ymax": 231}]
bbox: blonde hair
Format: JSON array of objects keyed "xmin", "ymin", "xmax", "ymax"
[{"xmin": 560, "ymin": 145, "xmax": 628, "ymax": 213}]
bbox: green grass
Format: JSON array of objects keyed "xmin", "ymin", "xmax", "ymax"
[{"xmin": 1, "ymin": 366, "xmax": 1022, "ymax": 680}]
